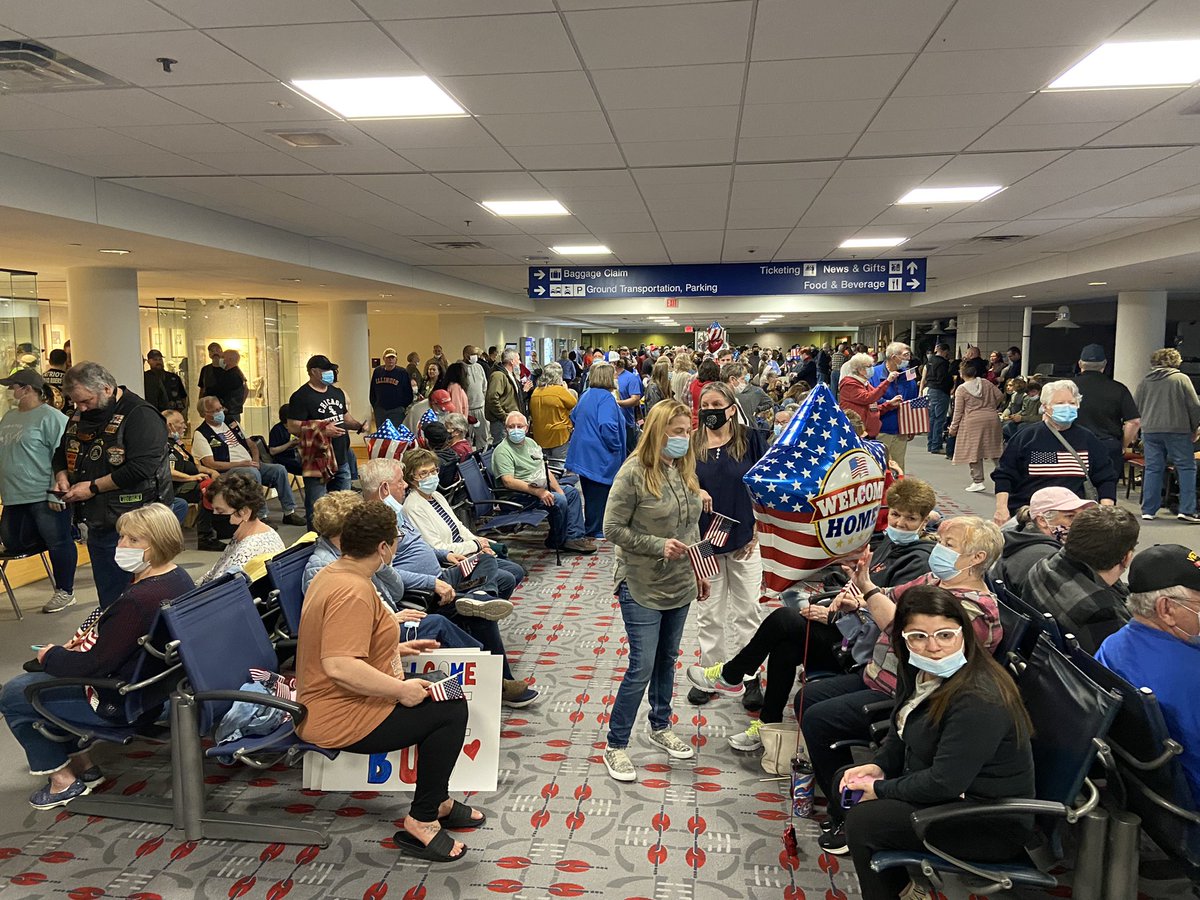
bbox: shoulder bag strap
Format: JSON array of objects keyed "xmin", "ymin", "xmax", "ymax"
[{"xmin": 1046, "ymin": 424, "xmax": 1099, "ymax": 502}]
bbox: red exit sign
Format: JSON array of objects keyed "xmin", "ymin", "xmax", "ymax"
[
  {"xmin": 684, "ymin": 325, "xmax": 694, "ymax": 333},
  {"xmin": 665, "ymin": 298, "xmax": 679, "ymax": 308}
]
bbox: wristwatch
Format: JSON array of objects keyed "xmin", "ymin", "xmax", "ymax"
[{"xmin": 89, "ymin": 481, "xmax": 101, "ymax": 495}]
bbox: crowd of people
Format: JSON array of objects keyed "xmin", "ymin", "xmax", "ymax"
[{"xmin": 0, "ymin": 332, "xmax": 1197, "ymax": 891}]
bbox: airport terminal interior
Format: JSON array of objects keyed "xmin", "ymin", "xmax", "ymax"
[{"xmin": 1, "ymin": 1, "xmax": 1199, "ymax": 898}]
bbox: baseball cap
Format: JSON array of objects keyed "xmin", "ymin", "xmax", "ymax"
[
  {"xmin": 382, "ymin": 348, "xmax": 397, "ymax": 358},
  {"xmin": 423, "ymin": 421, "xmax": 449, "ymax": 446},
  {"xmin": 305, "ymin": 354, "xmax": 336, "ymax": 371},
  {"xmin": 147, "ymin": 349, "xmax": 163, "ymax": 360},
  {"xmin": 1079, "ymin": 344, "xmax": 1107, "ymax": 363},
  {"xmin": 1029, "ymin": 486, "xmax": 1096, "ymax": 518},
  {"xmin": 1128, "ymin": 544, "xmax": 1200, "ymax": 594},
  {"xmin": 429, "ymin": 389, "xmax": 454, "ymax": 411},
  {"xmin": 0, "ymin": 369, "xmax": 44, "ymax": 389}
]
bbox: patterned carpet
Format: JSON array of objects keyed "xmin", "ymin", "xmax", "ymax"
[{"xmin": 0, "ymin": 534, "xmax": 1193, "ymax": 899}]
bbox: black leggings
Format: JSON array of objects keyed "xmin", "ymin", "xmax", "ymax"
[
  {"xmin": 721, "ymin": 607, "xmax": 842, "ymax": 723},
  {"xmin": 340, "ymin": 698, "xmax": 468, "ymax": 822}
]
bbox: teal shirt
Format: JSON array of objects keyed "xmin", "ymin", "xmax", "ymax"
[{"xmin": 0, "ymin": 404, "xmax": 68, "ymax": 505}]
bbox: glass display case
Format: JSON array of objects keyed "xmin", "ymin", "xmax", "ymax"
[{"xmin": 0, "ymin": 269, "xmax": 69, "ymax": 419}]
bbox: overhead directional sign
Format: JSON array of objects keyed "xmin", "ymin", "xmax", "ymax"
[{"xmin": 528, "ymin": 259, "xmax": 926, "ymax": 299}]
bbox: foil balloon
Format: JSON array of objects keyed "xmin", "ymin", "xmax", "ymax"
[
  {"xmin": 705, "ymin": 320, "xmax": 726, "ymax": 354},
  {"xmin": 366, "ymin": 419, "xmax": 414, "ymax": 461},
  {"xmin": 745, "ymin": 383, "xmax": 886, "ymax": 602}
]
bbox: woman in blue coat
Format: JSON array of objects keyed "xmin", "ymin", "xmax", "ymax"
[{"xmin": 566, "ymin": 362, "xmax": 627, "ymax": 539}]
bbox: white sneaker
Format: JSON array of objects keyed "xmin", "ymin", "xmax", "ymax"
[
  {"xmin": 1141, "ymin": 514, "xmax": 1156, "ymax": 521},
  {"xmin": 604, "ymin": 746, "xmax": 636, "ymax": 782},
  {"xmin": 454, "ymin": 596, "xmax": 514, "ymax": 621},
  {"xmin": 41, "ymin": 589, "xmax": 76, "ymax": 614},
  {"xmin": 647, "ymin": 728, "xmax": 695, "ymax": 760},
  {"xmin": 964, "ymin": 482, "xmax": 986, "ymax": 493},
  {"xmin": 728, "ymin": 719, "xmax": 763, "ymax": 751}
]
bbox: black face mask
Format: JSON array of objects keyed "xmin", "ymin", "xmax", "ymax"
[{"xmin": 700, "ymin": 407, "xmax": 731, "ymax": 431}]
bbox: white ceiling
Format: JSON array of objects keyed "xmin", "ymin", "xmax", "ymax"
[{"xmin": 0, "ymin": 0, "xmax": 1198, "ymax": 323}]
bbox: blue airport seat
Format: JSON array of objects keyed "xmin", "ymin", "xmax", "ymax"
[{"xmin": 458, "ymin": 455, "xmax": 549, "ymax": 536}]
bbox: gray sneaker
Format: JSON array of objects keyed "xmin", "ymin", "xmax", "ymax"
[
  {"xmin": 647, "ymin": 728, "xmax": 695, "ymax": 760},
  {"xmin": 454, "ymin": 596, "xmax": 514, "ymax": 621},
  {"xmin": 604, "ymin": 746, "xmax": 637, "ymax": 782},
  {"xmin": 41, "ymin": 589, "xmax": 76, "ymax": 614}
]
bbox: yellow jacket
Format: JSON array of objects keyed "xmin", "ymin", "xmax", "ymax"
[{"xmin": 530, "ymin": 385, "xmax": 577, "ymax": 449}]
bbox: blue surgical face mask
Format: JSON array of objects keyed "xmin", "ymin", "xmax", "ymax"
[
  {"xmin": 886, "ymin": 525, "xmax": 921, "ymax": 545},
  {"xmin": 211, "ymin": 410, "xmax": 225, "ymax": 425},
  {"xmin": 417, "ymin": 475, "xmax": 440, "ymax": 494},
  {"xmin": 928, "ymin": 542, "xmax": 962, "ymax": 581},
  {"xmin": 321, "ymin": 370, "xmax": 336, "ymax": 385},
  {"xmin": 663, "ymin": 435, "xmax": 690, "ymax": 459},
  {"xmin": 382, "ymin": 491, "xmax": 404, "ymax": 521},
  {"xmin": 908, "ymin": 647, "xmax": 967, "ymax": 678},
  {"xmin": 507, "ymin": 427, "xmax": 526, "ymax": 444},
  {"xmin": 1050, "ymin": 403, "xmax": 1077, "ymax": 425},
  {"xmin": 773, "ymin": 423, "xmax": 783, "ymax": 438}
]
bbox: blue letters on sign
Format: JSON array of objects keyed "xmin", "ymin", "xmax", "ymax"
[{"xmin": 367, "ymin": 753, "xmax": 391, "ymax": 784}]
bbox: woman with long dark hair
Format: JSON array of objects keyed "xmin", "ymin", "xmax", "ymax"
[
  {"xmin": 441, "ymin": 362, "xmax": 470, "ymax": 416},
  {"xmin": 840, "ymin": 584, "xmax": 1034, "ymax": 900}
]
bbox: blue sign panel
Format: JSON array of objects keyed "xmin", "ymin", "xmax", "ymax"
[{"xmin": 528, "ymin": 259, "xmax": 926, "ymax": 299}]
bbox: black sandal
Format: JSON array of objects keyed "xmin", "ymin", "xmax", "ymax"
[
  {"xmin": 439, "ymin": 799, "xmax": 486, "ymax": 829},
  {"xmin": 393, "ymin": 828, "xmax": 467, "ymax": 862}
]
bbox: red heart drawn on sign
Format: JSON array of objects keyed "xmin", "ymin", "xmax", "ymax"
[{"xmin": 462, "ymin": 739, "xmax": 481, "ymax": 760}]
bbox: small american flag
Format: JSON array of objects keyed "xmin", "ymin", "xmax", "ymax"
[
  {"xmin": 428, "ymin": 676, "xmax": 466, "ymax": 702},
  {"xmin": 905, "ymin": 367, "xmax": 918, "ymax": 381},
  {"xmin": 850, "ymin": 456, "xmax": 871, "ymax": 479},
  {"xmin": 687, "ymin": 540, "xmax": 720, "ymax": 580},
  {"xmin": 421, "ymin": 407, "xmax": 440, "ymax": 426},
  {"xmin": 458, "ymin": 553, "xmax": 480, "ymax": 578},
  {"xmin": 897, "ymin": 396, "xmax": 931, "ymax": 436},
  {"xmin": 703, "ymin": 511, "xmax": 738, "ymax": 548},
  {"xmin": 1029, "ymin": 449, "xmax": 1088, "ymax": 477},
  {"xmin": 367, "ymin": 419, "xmax": 415, "ymax": 460}
]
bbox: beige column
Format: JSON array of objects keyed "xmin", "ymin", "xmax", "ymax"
[{"xmin": 66, "ymin": 267, "xmax": 142, "ymax": 390}]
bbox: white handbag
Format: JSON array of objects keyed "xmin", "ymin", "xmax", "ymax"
[{"xmin": 759, "ymin": 722, "xmax": 805, "ymax": 776}]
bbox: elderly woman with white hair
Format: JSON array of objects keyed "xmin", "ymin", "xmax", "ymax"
[
  {"xmin": 838, "ymin": 352, "xmax": 900, "ymax": 439},
  {"xmin": 991, "ymin": 378, "xmax": 1118, "ymax": 525},
  {"xmin": 529, "ymin": 362, "xmax": 577, "ymax": 462}
]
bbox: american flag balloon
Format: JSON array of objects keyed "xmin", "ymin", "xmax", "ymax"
[
  {"xmin": 745, "ymin": 383, "xmax": 886, "ymax": 602},
  {"xmin": 367, "ymin": 419, "xmax": 414, "ymax": 461},
  {"xmin": 706, "ymin": 320, "xmax": 726, "ymax": 353},
  {"xmin": 420, "ymin": 407, "xmax": 440, "ymax": 426}
]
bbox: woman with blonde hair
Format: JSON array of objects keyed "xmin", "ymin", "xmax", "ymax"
[
  {"xmin": 670, "ymin": 353, "xmax": 694, "ymax": 402},
  {"xmin": 643, "ymin": 357, "xmax": 673, "ymax": 411},
  {"xmin": 602, "ymin": 400, "xmax": 705, "ymax": 782},
  {"xmin": 529, "ymin": 362, "xmax": 576, "ymax": 462},
  {"xmin": 0, "ymin": 504, "xmax": 194, "ymax": 809}
]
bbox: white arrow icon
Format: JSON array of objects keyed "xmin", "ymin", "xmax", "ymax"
[
  {"xmin": 533, "ymin": 269, "xmax": 545, "ymax": 280},
  {"xmin": 534, "ymin": 285, "xmax": 545, "ymax": 296},
  {"xmin": 906, "ymin": 278, "xmax": 921, "ymax": 289},
  {"xmin": 906, "ymin": 261, "xmax": 918, "ymax": 274}
]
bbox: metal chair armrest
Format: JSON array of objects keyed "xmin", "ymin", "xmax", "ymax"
[
  {"xmin": 910, "ymin": 799, "xmax": 1069, "ymax": 841},
  {"xmin": 1111, "ymin": 737, "xmax": 1184, "ymax": 772},
  {"xmin": 25, "ymin": 676, "xmax": 128, "ymax": 740}
]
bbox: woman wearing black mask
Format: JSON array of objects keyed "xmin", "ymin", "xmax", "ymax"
[{"xmin": 686, "ymin": 382, "xmax": 768, "ymax": 707}]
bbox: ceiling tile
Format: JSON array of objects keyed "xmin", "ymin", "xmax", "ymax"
[
  {"xmin": 0, "ymin": 0, "xmax": 187, "ymax": 36},
  {"xmin": 507, "ymin": 143, "xmax": 626, "ymax": 169},
  {"xmin": 622, "ymin": 139, "xmax": 734, "ymax": 167},
  {"xmin": 736, "ymin": 134, "xmax": 858, "ymax": 162},
  {"xmin": 929, "ymin": 150, "xmax": 1065, "ymax": 184},
  {"xmin": 557, "ymin": 0, "xmax": 729, "ymax": 7},
  {"xmin": 433, "ymin": 171, "xmax": 544, "ymax": 200},
  {"xmin": 48, "ymin": 30, "xmax": 272, "ymax": 86},
  {"xmin": 208, "ymin": 22, "xmax": 420, "ymax": 80},
  {"xmin": 1106, "ymin": 189, "xmax": 1200, "ymax": 218},
  {"xmin": 834, "ymin": 156, "xmax": 953, "ymax": 179},
  {"xmin": 65, "ymin": 151, "xmax": 218, "ymax": 177},
  {"xmin": 739, "ymin": 101, "xmax": 878, "ymax": 138},
  {"xmin": 633, "ymin": 165, "xmax": 730, "ymax": 186},
  {"xmin": 1112, "ymin": 0, "xmax": 1200, "ymax": 39},
  {"xmin": 799, "ymin": 195, "xmax": 894, "ymax": 226},
  {"xmin": 380, "ymin": 13, "xmax": 579, "ymax": 75},
  {"xmin": 0, "ymin": 126, "xmax": 159, "ymax": 156},
  {"xmin": 0, "ymin": 96, "xmax": 88, "ymax": 131},
  {"xmin": 480, "ymin": 111, "xmax": 613, "ymax": 147},
  {"xmin": 117, "ymin": 123, "xmax": 272, "ymax": 154},
  {"xmin": 722, "ymin": 229, "xmax": 790, "ymax": 260},
  {"xmin": 158, "ymin": 0, "xmax": 367, "ymax": 27},
  {"xmin": 151, "ymin": 83, "xmax": 339, "ymax": 124},
  {"xmin": 968, "ymin": 122, "xmax": 1119, "ymax": 152},
  {"xmin": 660, "ymin": 230, "xmax": 725, "ymax": 262},
  {"xmin": 930, "ymin": 0, "xmax": 1140, "ymax": 51},
  {"xmin": 592, "ymin": 64, "xmax": 745, "ymax": 110},
  {"xmin": 178, "ymin": 150, "xmax": 323, "ymax": 175},
  {"xmin": 745, "ymin": 56, "xmax": 912, "ymax": 104},
  {"xmin": 26, "ymin": 88, "xmax": 207, "ymax": 127},
  {"xmin": 873, "ymin": 93, "xmax": 1027, "ymax": 131},
  {"xmin": 850, "ymin": 126, "xmax": 988, "ymax": 157},
  {"xmin": 357, "ymin": 117, "xmax": 500, "ymax": 150},
  {"xmin": 752, "ymin": 0, "xmax": 954, "ymax": 60},
  {"xmin": 609, "ymin": 106, "xmax": 739, "ymax": 144},
  {"xmin": 400, "ymin": 145, "xmax": 522, "ymax": 171},
  {"xmin": 894, "ymin": 47, "xmax": 1089, "ymax": 96},
  {"xmin": 571, "ymin": 211, "xmax": 657, "ymax": 232},
  {"xmin": 1004, "ymin": 88, "xmax": 1181, "ymax": 126},
  {"xmin": 567, "ymin": 2, "xmax": 753, "ymax": 69},
  {"xmin": 438, "ymin": 72, "xmax": 600, "ymax": 115},
  {"xmin": 533, "ymin": 169, "xmax": 637, "ymax": 189},
  {"xmin": 361, "ymin": 0, "xmax": 553, "ymax": 17},
  {"xmin": 735, "ymin": 161, "xmax": 840, "ymax": 182},
  {"xmin": 727, "ymin": 179, "xmax": 826, "ymax": 229}
]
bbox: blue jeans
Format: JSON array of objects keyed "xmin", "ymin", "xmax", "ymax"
[
  {"xmin": 579, "ymin": 476, "xmax": 611, "ymax": 539},
  {"xmin": 1142, "ymin": 432, "xmax": 1197, "ymax": 517},
  {"xmin": 0, "ymin": 672, "xmax": 112, "ymax": 774},
  {"xmin": 87, "ymin": 523, "xmax": 129, "ymax": 610},
  {"xmin": 547, "ymin": 483, "xmax": 585, "ymax": 548},
  {"xmin": 606, "ymin": 582, "xmax": 691, "ymax": 748},
  {"xmin": 926, "ymin": 389, "xmax": 950, "ymax": 452},
  {"xmin": 0, "ymin": 500, "xmax": 77, "ymax": 592},
  {"xmin": 397, "ymin": 614, "xmax": 484, "ymax": 651},
  {"xmin": 302, "ymin": 459, "xmax": 352, "ymax": 529},
  {"xmin": 229, "ymin": 462, "xmax": 297, "ymax": 518},
  {"xmin": 494, "ymin": 557, "xmax": 525, "ymax": 600},
  {"xmin": 170, "ymin": 496, "xmax": 188, "ymax": 525}
]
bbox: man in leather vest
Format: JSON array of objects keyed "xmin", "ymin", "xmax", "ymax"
[{"xmin": 53, "ymin": 362, "xmax": 172, "ymax": 609}]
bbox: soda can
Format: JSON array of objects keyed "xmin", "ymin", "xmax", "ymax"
[{"xmin": 790, "ymin": 755, "xmax": 815, "ymax": 818}]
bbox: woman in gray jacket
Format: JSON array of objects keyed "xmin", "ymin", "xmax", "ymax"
[
  {"xmin": 1135, "ymin": 347, "xmax": 1200, "ymax": 523},
  {"xmin": 602, "ymin": 400, "xmax": 706, "ymax": 782}
]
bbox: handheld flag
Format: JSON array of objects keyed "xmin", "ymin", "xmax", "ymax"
[
  {"xmin": 897, "ymin": 396, "xmax": 931, "ymax": 436},
  {"xmin": 687, "ymin": 540, "xmax": 720, "ymax": 580},
  {"xmin": 458, "ymin": 553, "xmax": 480, "ymax": 578},
  {"xmin": 366, "ymin": 419, "xmax": 414, "ymax": 461},
  {"xmin": 702, "ymin": 511, "xmax": 738, "ymax": 548},
  {"xmin": 428, "ymin": 676, "xmax": 466, "ymax": 702},
  {"xmin": 744, "ymin": 383, "xmax": 885, "ymax": 603}
]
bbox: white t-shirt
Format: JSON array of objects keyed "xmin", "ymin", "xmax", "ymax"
[{"xmin": 192, "ymin": 423, "xmax": 252, "ymax": 465}]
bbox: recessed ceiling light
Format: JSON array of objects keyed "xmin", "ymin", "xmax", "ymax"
[
  {"xmin": 1088, "ymin": 281, "xmax": 1107, "ymax": 286},
  {"xmin": 282, "ymin": 277, "xmax": 302, "ymax": 283},
  {"xmin": 379, "ymin": 293, "xmax": 394, "ymax": 298},
  {"xmin": 289, "ymin": 76, "xmax": 466, "ymax": 119},
  {"xmin": 98, "ymin": 248, "xmax": 130, "ymax": 255},
  {"xmin": 551, "ymin": 244, "xmax": 611, "ymax": 255},
  {"xmin": 1012, "ymin": 294, "xmax": 1027, "ymax": 299},
  {"xmin": 896, "ymin": 186, "xmax": 1005, "ymax": 204},
  {"xmin": 839, "ymin": 237, "xmax": 907, "ymax": 249},
  {"xmin": 481, "ymin": 200, "xmax": 569, "ymax": 217},
  {"xmin": 1048, "ymin": 40, "xmax": 1200, "ymax": 90}
]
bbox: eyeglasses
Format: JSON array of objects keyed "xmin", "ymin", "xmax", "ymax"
[
  {"xmin": 414, "ymin": 468, "xmax": 438, "ymax": 479},
  {"xmin": 900, "ymin": 627, "xmax": 963, "ymax": 649}
]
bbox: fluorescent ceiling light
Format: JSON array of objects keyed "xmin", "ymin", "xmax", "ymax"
[
  {"xmin": 839, "ymin": 237, "xmax": 907, "ymax": 249},
  {"xmin": 1088, "ymin": 281, "xmax": 1108, "ymax": 286},
  {"xmin": 551, "ymin": 244, "xmax": 611, "ymax": 255},
  {"xmin": 896, "ymin": 185, "xmax": 1005, "ymax": 204},
  {"xmin": 290, "ymin": 76, "xmax": 464, "ymax": 119},
  {"xmin": 98, "ymin": 248, "xmax": 131, "ymax": 255},
  {"xmin": 1047, "ymin": 40, "xmax": 1200, "ymax": 90},
  {"xmin": 481, "ymin": 199, "xmax": 569, "ymax": 217}
]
